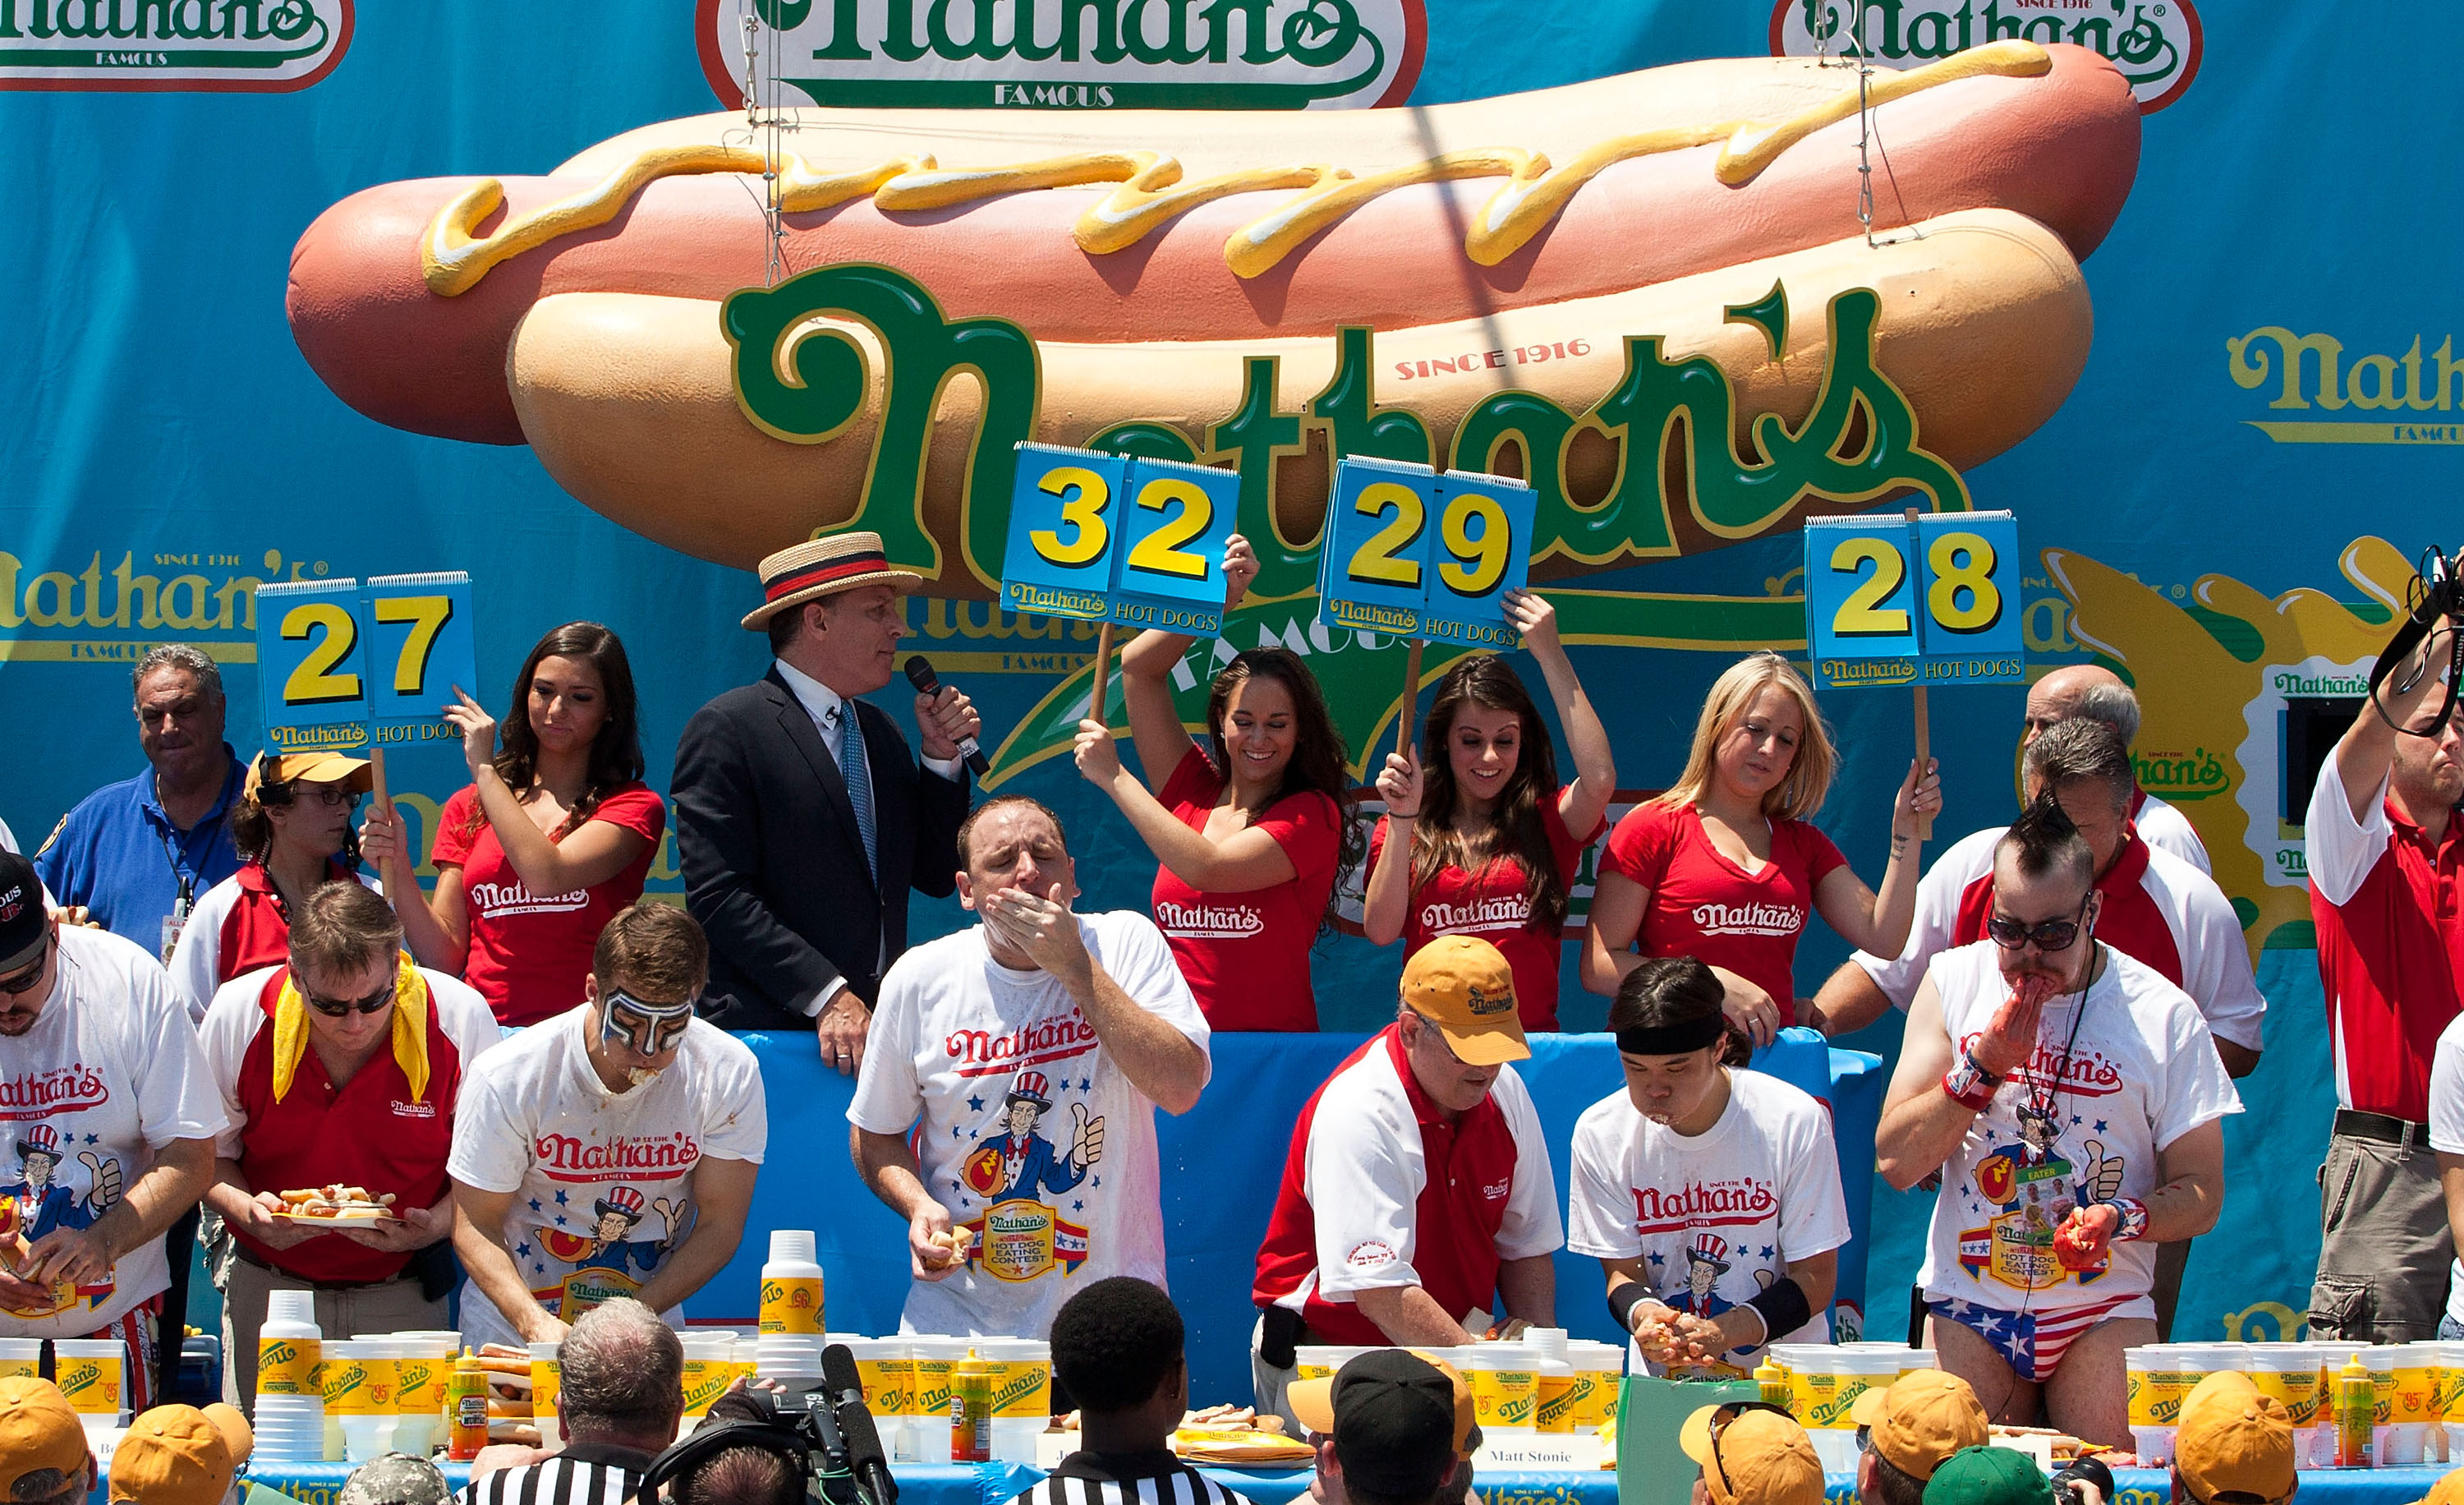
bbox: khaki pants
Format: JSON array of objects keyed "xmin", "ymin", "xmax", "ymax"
[
  {"xmin": 2309, "ymin": 1129, "xmax": 2453, "ymax": 1343},
  {"xmin": 221, "ymin": 1254, "xmax": 444, "ymax": 1414}
]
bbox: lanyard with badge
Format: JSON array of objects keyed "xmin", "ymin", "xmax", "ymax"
[{"xmin": 151, "ymin": 789, "xmax": 216, "ymax": 964}]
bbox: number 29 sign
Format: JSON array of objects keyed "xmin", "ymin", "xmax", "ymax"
[
  {"xmin": 255, "ymin": 573, "xmax": 476, "ymax": 745},
  {"xmin": 1804, "ymin": 512, "xmax": 2022, "ymax": 689},
  {"xmin": 1000, "ymin": 443, "xmax": 1241, "ymax": 635},
  {"xmin": 1317, "ymin": 458, "xmax": 1535, "ymax": 647}
]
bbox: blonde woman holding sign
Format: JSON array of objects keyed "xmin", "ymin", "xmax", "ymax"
[{"xmin": 1580, "ymin": 651, "xmax": 1939, "ymax": 1041}]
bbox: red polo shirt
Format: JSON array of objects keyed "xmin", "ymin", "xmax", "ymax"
[
  {"xmin": 2308, "ymin": 759, "xmax": 2464, "ymax": 1121},
  {"xmin": 1253, "ymin": 1026, "xmax": 1561, "ymax": 1345},
  {"xmin": 200, "ymin": 965, "xmax": 501, "ymax": 1284}
]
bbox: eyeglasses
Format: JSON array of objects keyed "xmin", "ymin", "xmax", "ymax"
[
  {"xmin": 1703, "ymin": 1401, "xmax": 1795, "ymax": 1498},
  {"xmin": 0, "ymin": 935, "xmax": 50, "ymax": 996},
  {"xmin": 1985, "ymin": 899, "xmax": 2091, "ymax": 953},
  {"xmin": 299, "ymin": 787, "xmax": 361, "ymax": 809},
  {"xmin": 302, "ymin": 979, "xmax": 395, "ymax": 1016}
]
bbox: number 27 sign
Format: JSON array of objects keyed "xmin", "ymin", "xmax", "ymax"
[
  {"xmin": 255, "ymin": 573, "xmax": 476, "ymax": 740},
  {"xmin": 1804, "ymin": 512, "xmax": 2021, "ymax": 689}
]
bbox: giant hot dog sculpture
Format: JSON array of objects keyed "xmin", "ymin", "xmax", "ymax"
[{"xmin": 287, "ymin": 40, "xmax": 2139, "ymax": 587}]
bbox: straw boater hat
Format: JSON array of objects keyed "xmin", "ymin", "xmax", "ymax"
[{"xmin": 740, "ymin": 532, "xmax": 925, "ymax": 630}]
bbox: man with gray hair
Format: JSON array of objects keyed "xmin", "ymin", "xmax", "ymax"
[
  {"xmin": 459, "ymin": 1298, "xmax": 684, "ymax": 1505},
  {"xmin": 2020, "ymin": 664, "xmax": 2210, "ymax": 875},
  {"xmin": 34, "ymin": 643, "xmax": 246, "ymax": 960}
]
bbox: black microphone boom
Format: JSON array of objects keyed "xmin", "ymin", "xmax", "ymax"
[
  {"xmin": 904, "ymin": 656, "xmax": 991, "ymax": 778},
  {"xmin": 822, "ymin": 1342, "xmax": 900, "ymax": 1505}
]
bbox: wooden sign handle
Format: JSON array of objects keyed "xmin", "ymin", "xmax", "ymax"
[
  {"xmin": 1903, "ymin": 504, "xmax": 1933, "ymax": 842},
  {"xmin": 1088, "ymin": 622, "xmax": 1117, "ymax": 726},
  {"xmin": 1396, "ymin": 637, "xmax": 1425, "ymax": 764}
]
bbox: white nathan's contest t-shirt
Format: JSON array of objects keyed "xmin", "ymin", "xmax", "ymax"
[
  {"xmin": 848, "ymin": 914, "xmax": 1210, "ymax": 1339},
  {"xmin": 2423, "ymin": 1015, "xmax": 2464, "ymax": 1328},
  {"xmin": 1566, "ymin": 1069, "xmax": 1849, "ymax": 1375},
  {"xmin": 448, "ymin": 1007, "xmax": 767, "ymax": 1349},
  {"xmin": 0, "ymin": 926, "xmax": 228, "ymax": 1337},
  {"xmin": 1918, "ymin": 941, "xmax": 2240, "ymax": 1317}
]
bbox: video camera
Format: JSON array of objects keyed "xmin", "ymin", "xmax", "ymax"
[
  {"xmin": 2369, "ymin": 541, "xmax": 2464, "ymax": 737},
  {"xmin": 637, "ymin": 1345, "xmax": 899, "ymax": 1505}
]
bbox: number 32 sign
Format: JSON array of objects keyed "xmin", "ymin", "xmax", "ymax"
[
  {"xmin": 255, "ymin": 573, "xmax": 476, "ymax": 740},
  {"xmin": 1000, "ymin": 444, "xmax": 1241, "ymax": 635},
  {"xmin": 1804, "ymin": 512, "xmax": 2021, "ymax": 688},
  {"xmin": 1317, "ymin": 458, "xmax": 1534, "ymax": 646}
]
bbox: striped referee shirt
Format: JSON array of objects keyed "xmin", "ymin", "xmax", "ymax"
[
  {"xmin": 457, "ymin": 1441, "xmax": 658, "ymax": 1505},
  {"xmin": 1009, "ymin": 1450, "xmax": 1258, "ymax": 1505}
]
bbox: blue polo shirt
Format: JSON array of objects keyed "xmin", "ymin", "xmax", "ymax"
[{"xmin": 33, "ymin": 746, "xmax": 245, "ymax": 954}]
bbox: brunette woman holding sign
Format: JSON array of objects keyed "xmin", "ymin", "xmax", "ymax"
[
  {"xmin": 1073, "ymin": 536, "xmax": 1361, "ymax": 1031},
  {"xmin": 1579, "ymin": 651, "xmax": 1940, "ymax": 1041},
  {"xmin": 362, "ymin": 621, "xmax": 664, "ymax": 1026},
  {"xmin": 1359, "ymin": 590, "xmax": 1616, "ymax": 1031}
]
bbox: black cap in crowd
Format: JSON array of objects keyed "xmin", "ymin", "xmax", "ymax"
[
  {"xmin": 1325, "ymin": 1350, "xmax": 1458, "ymax": 1500},
  {"xmin": 0, "ymin": 854, "xmax": 44, "ymax": 973}
]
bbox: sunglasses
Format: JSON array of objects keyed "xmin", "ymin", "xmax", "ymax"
[
  {"xmin": 1985, "ymin": 899, "xmax": 2091, "ymax": 953},
  {"xmin": 1704, "ymin": 1401, "xmax": 1795, "ymax": 1498},
  {"xmin": 302, "ymin": 979, "xmax": 395, "ymax": 1017},
  {"xmin": 602, "ymin": 991, "xmax": 694, "ymax": 1057},
  {"xmin": 0, "ymin": 935, "xmax": 50, "ymax": 996}
]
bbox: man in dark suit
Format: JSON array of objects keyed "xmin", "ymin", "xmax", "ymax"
[{"xmin": 673, "ymin": 532, "xmax": 977, "ymax": 1073}]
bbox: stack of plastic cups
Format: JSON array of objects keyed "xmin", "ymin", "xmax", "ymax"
[
  {"xmin": 681, "ymin": 1332, "xmax": 738, "ymax": 1428},
  {"xmin": 1565, "ymin": 1341, "xmax": 1624, "ymax": 1435},
  {"xmin": 907, "ymin": 1339, "xmax": 968, "ymax": 1463},
  {"xmin": 253, "ymin": 1292, "xmax": 327, "ymax": 1464},
  {"xmin": 391, "ymin": 1332, "xmax": 460, "ymax": 1458},
  {"xmin": 52, "ymin": 1338, "xmax": 127, "ymax": 1443},
  {"xmin": 754, "ymin": 1328, "xmax": 823, "ymax": 1387},
  {"xmin": 843, "ymin": 1337, "xmax": 912, "ymax": 1463},
  {"xmin": 972, "ymin": 1337, "xmax": 1050, "ymax": 1464}
]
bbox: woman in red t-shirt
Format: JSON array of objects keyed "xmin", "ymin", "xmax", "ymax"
[
  {"xmin": 361, "ymin": 622, "xmax": 665, "ymax": 1026},
  {"xmin": 1071, "ymin": 536, "xmax": 1359, "ymax": 1031},
  {"xmin": 1359, "ymin": 591, "xmax": 1616, "ymax": 1031},
  {"xmin": 1579, "ymin": 651, "xmax": 1939, "ymax": 1040}
]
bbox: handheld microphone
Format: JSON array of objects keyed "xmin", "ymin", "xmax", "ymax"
[
  {"xmin": 904, "ymin": 656, "xmax": 991, "ymax": 778},
  {"xmin": 822, "ymin": 1342, "xmax": 900, "ymax": 1505}
]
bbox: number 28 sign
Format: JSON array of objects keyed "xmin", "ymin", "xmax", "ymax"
[
  {"xmin": 1317, "ymin": 458, "xmax": 1534, "ymax": 646},
  {"xmin": 1804, "ymin": 512, "xmax": 2022, "ymax": 689},
  {"xmin": 1000, "ymin": 444, "xmax": 1241, "ymax": 635},
  {"xmin": 255, "ymin": 573, "xmax": 477, "ymax": 742}
]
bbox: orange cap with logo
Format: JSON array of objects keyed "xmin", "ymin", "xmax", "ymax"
[
  {"xmin": 1401, "ymin": 936, "xmax": 1528, "ymax": 1065},
  {"xmin": 0, "ymin": 1378, "xmax": 88, "ymax": 1498}
]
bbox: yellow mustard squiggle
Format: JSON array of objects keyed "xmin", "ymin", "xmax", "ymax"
[{"xmin": 421, "ymin": 41, "xmax": 2050, "ymax": 296}]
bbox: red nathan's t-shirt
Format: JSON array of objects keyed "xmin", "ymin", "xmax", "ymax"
[
  {"xmin": 1600, "ymin": 802, "xmax": 1846, "ymax": 1027},
  {"xmin": 430, "ymin": 782, "xmax": 665, "ymax": 1026},
  {"xmin": 1150, "ymin": 744, "xmax": 1340, "ymax": 1033},
  {"xmin": 1368, "ymin": 789, "xmax": 1604, "ymax": 1032}
]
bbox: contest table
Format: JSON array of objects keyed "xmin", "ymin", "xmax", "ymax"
[{"xmin": 220, "ymin": 1461, "xmax": 2457, "ymax": 1505}]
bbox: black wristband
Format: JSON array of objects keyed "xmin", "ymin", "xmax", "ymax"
[
  {"xmin": 1744, "ymin": 1277, "xmax": 1814, "ymax": 1342},
  {"xmin": 1607, "ymin": 1282, "xmax": 1650, "ymax": 1332}
]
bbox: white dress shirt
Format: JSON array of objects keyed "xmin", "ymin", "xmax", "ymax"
[{"xmin": 773, "ymin": 658, "xmax": 962, "ymax": 1015}]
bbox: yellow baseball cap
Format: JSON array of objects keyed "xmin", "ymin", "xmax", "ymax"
[
  {"xmin": 201, "ymin": 1403, "xmax": 251, "ymax": 1470},
  {"xmin": 1848, "ymin": 1369, "xmax": 1990, "ymax": 1480},
  {"xmin": 2174, "ymin": 1372, "xmax": 2296, "ymax": 1505},
  {"xmin": 0, "ymin": 1378, "xmax": 89, "ymax": 1498},
  {"xmin": 1401, "ymin": 936, "xmax": 1528, "ymax": 1065},
  {"xmin": 247, "ymin": 750, "xmax": 374, "ymax": 798},
  {"xmin": 2414, "ymin": 1466, "xmax": 2464, "ymax": 1505},
  {"xmin": 1680, "ymin": 1403, "xmax": 1823, "ymax": 1505},
  {"xmin": 108, "ymin": 1405, "xmax": 236, "ymax": 1505}
]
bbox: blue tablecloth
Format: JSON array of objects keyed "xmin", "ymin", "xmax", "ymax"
[{"xmin": 232, "ymin": 1461, "xmax": 2459, "ymax": 1505}]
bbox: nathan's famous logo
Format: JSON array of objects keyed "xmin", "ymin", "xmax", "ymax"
[
  {"xmin": 532, "ymin": 1130, "xmax": 701, "ymax": 1182},
  {"xmin": 0, "ymin": 548, "xmax": 338, "ymax": 662},
  {"xmin": 698, "ymin": 0, "xmax": 1418, "ymax": 110},
  {"xmin": 1630, "ymin": 1179, "xmax": 1779, "ymax": 1232},
  {"xmin": 0, "ymin": 0, "xmax": 352, "ymax": 91},
  {"xmin": 2041, "ymin": 536, "xmax": 2421, "ymax": 955},
  {"xmin": 2227, "ymin": 327, "xmax": 2464, "ymax": 446},
  {"xmin": 724, "ymin": 265, "xmax": 1970, "ymax": 611},
  {"xmin": 0, "ymin": 1066, "xmax": 109, "ymax": 1121},
  {"xmin": 1770, "ymin": 0, "xmax": 2200, "ymax": 112}
]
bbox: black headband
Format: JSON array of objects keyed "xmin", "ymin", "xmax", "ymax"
[{"xmin": 1615, "ymin": 1015, "xmax": 1729, "ymax": 1056}]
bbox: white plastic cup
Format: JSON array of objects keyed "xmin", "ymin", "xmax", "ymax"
[
  {"xmin": 840, "ymin": 1337, "xmax": 911, "ymax": 1462},
  {"xmin": 51, "ymin": 1337, "xmax": 127, "ymax": 1435},
  {"xmin": 682, "ymin": 1331, "xmax": 739, "ymax": 1421},
  {"xmin": 1461, "ymin": 1344, "xmax": 1538, "ymax": 1438},
  {"xmin": 975, "ymin": 1337, "xmax": 1051, "ymax": 1464},
  {"xmin": 2238, "ymin": 1346, "xmax": 2324, "ymax": 1469},
  {"xmin": 2383, "ymin": 1343, "xmax": 2444, "ymax": 1466},
  {"xmin": 906, "ymin": 1338, "xmax": 970, "ymax": 1464},
  {"xmin": 1564, "ymin": 1340, "xmax": 1624, "ymax": 1434},
  {"xmin": 388, "ymin": 1332, "xmax": 459, "ymax": 1457},
  {"xmin": 249, "ymin": 1394, "xmax": 329, "ymax": 1463},
  {"xmin": 0, "ymin": 1337, "xmax": 39, "ymax": 1383}
]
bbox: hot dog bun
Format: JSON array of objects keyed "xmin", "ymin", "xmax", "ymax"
[
  {"xmin": 288, "ymin": 43, "xmax": 2135, "ymax": 453},
  {"xmin": 508, "ymin": 207, "xmax": 2088, "ymax": 573}
]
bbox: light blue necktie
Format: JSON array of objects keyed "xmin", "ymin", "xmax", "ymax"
[{"xmin": 837, "ymin": 703, "xmax": 877, "ymax": 883}]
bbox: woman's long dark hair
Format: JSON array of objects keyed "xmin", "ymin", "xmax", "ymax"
[
  {"xmin": 1610, "ymin": 955, "xmax": 1751, "ymax": 1066},
  {"xmin": 1202, "ymin": 647, "xmax": 1366, "ymax": 934},
  {"xmin": 1409, "ymin": 653, "xmax": 1566, "ymax": 927},
  {"xmin": 463, "ymin": 622, "xmax": 644, "ymax": 840}
]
